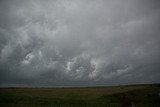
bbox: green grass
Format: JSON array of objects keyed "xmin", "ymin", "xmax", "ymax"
[{"xmin": 0, "ymin": 84, "xmax": 160, "ymax": 107}]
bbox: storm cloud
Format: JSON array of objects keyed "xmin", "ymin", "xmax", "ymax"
[{"xmin": 0, "ymin": 0, "xmax": 160, "ymax": 87}]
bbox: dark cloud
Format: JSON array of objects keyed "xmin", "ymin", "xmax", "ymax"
[{"xmin": 0, "ymin": 0, "xmax": 160, "ymax": 87}]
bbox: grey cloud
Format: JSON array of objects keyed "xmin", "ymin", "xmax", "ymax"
[{"xmin": 0, "ymin": 0, "xmax": 160, "ymax": 87}]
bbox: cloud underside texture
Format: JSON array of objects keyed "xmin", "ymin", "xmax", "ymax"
[{"xmin": 0, "ymin": 0, "xmax": 160, "ymax": 87}]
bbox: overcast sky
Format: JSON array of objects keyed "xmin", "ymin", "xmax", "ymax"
[{"xmin": 0, "ymin": 0, "xmax": 160, "ymax": 87}]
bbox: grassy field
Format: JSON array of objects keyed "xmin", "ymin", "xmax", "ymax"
[{"xmin": 0, "ymin": 84, "xmax": 160, "ymax": 107}]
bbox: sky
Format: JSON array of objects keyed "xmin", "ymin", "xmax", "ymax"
[{"xmin": 0, "ymin": 0, "xmax": 160, "ymax": 87}]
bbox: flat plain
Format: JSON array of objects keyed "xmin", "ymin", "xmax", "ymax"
[{"xmin": 0, "ymin": 84, "xmax": 160, "ymax": 107}]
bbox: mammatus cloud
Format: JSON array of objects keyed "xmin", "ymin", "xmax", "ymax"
[{"xmin": 0, "ymin": 0, "xmax": 160, "ymax": 87}]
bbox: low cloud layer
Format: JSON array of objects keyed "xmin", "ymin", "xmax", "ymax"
[{"xmin": 0, "ymin": 0, "xmax": 160, "ymax": 87}]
